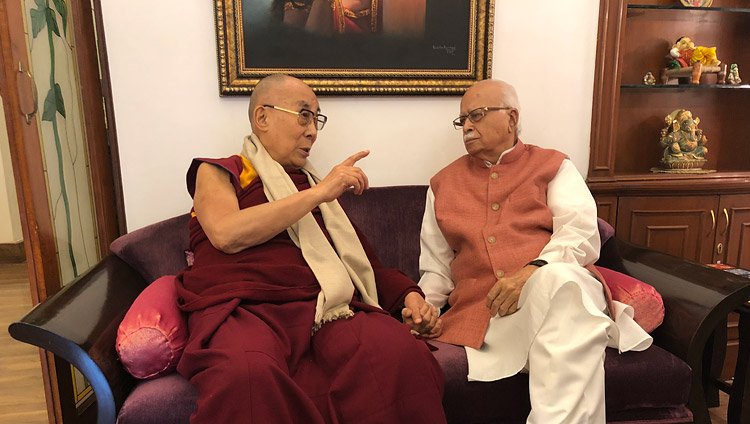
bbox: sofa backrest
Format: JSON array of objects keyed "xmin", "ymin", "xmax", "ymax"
[
  {"xmin": 110, "ymin": 185, "xmax": 430, "ymax": 284},
  {"xmin": 110, "ymin": 213, "xmax": 192, "ymax": 283},
  {"xmin": 340, "ymin": 185, "xmax": 428, "ymax": 282},
  {"xmin": 109, "ymin": 185, "xmax": 616, "ymax": 286}
]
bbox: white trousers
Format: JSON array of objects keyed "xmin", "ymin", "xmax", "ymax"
[{"xmin": 465, "ymin": 263, "xmax": 652, "ymax": 424}]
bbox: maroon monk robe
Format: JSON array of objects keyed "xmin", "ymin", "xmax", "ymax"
[{"xmin": 175, "ymin": 156, "xmax": 446, "ymax": 424}]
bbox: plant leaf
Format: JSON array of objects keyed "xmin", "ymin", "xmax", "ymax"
[
  {"xmin": 45, "ymin": 7, "xmax": 59, "ymax": 37},
  {"xmin": 42, "ymin": 88, "xmax": 56, "ymax": 121},
  {"xmin": 30, "ymin": 7, "xmax": 47, "ymax": 38},
  {"xmin": 34, "ymin": 0, "xmax": 46, "ymax": 9},
  {"xmin": 51, "ymin": 0, "xmax": 67, "ymax": 37},
  {"xmin": 41, "ymin": 85, "xmax": 66, "ymax": 121},
  {"xmin": 54, "ymin": 83, "xmax": 66, "ymax": 118}
]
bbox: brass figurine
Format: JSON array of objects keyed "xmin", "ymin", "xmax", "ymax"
[{"xmin": 652, "ymin": 109, "xmax": 714, "ymax": 173}]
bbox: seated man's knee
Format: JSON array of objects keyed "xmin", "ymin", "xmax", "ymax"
[
  {"xmin": 210, "ymin": 350, "xmax": 285, "ymax": 387},
  {"xmin": 355, "ymin": 314, "xmax": 422, "ymax": 355},
  {"xmin": 526, "ymin": 263, "xmax": 579, "ymax": 292}
]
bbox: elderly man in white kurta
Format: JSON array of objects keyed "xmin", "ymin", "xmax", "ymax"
[{"xmin": 418, "ymin": 79, "xmax": 653, "ymax": 424}]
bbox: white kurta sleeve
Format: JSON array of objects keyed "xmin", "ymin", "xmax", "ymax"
[
  {"xmin": 535, "ymin": 159, "xmax": 601, "ymax": 267},
  {"xmin": 418, "ymin": 187, "xmax": 455, "ymax": 310}
]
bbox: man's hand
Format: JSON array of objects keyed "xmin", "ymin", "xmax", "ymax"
[
  {"xmin": 313, "ymin": 150, "xmax": 370, "ymax": 203},
  {"xmin": 402, "ymin": 292, "xmax": 442, "ymax": 338},
  {"xmin": 486, "ymin": 265, "xmax": 541, "ymax": 317}
]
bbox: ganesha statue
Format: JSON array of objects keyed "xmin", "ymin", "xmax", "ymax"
[{"xmin": 656, "ymin": 109, "xmax": 710, "ymax": 172}]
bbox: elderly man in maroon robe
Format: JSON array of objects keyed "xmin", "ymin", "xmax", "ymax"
[{"xmin": 174, "ymin": 74, "xmax": 446, "ymax": 424}]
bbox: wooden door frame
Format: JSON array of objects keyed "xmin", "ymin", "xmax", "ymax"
[
  {"xmin": 1, "ymin": 0, "xmax": 125, "ymax": 422},
  {"xmin": 1, "ymin": 1, "xmax": 64, "ymax": 420}
]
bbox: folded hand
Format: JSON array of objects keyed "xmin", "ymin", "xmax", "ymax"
[{"xmin": 402, "ymin": 292, "xmax": 442, "ymax": 338}]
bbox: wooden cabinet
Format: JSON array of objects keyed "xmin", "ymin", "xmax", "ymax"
[
  {"xmin": 588, "ymin": 0, "xmax": 750, "ymax": 255},
  {"xmin": 721, "ymin": 194, "xmax": 750, "ymax": 269},
  {"xmin": 615, "ymin": 195, "xmax": 717, "ymax": 262},
  {"xmin": 588, "ymin": 0, "xmax": 750, "ymax": 402},
  {"xmin": 613, "ymin": 194, "xmax": 750, "ymax": 267}
]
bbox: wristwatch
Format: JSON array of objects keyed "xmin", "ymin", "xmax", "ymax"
[{"xmin": 526, "ymin": 259, "xmax": 548, "ymax": 268}]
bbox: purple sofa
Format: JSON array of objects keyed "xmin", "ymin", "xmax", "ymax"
[{"xmin": 10, "ymin": 185, "xmax": 750, "ymax": 424}]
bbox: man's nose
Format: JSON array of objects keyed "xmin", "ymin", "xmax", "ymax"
[{"xmin": 304, "ymin": 121, "xmax": 318, "ymax": 137}]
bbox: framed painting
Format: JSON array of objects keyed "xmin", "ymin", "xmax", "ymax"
[{"xmin": 214, "ymin": 0, "xmax": 495, "ymax": 95}]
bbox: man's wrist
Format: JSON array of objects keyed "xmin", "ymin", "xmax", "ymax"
[{"xmin": 526, "ymin": 259, "xmax": 548, "ymax": 268}]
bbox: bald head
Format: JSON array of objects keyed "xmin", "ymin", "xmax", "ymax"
[
  {"xmin": 248, "ymin": 74, "xmax": 315, "ymax": 131},
  {"xmin": 246, "ymin": 74, "xmax": 321, "ymax": 168}
]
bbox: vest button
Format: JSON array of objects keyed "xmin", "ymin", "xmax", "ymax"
[
  {"xmin": 491, "ymin": 172, "xmax": 499, "ymax": 179},
  {"xmin": 487, "ymin": 236, "xmax": 496, "ymax": 244},
  {"xmin": 491, "ymin": 203, "xmax": 500, "ymax": 211},
  {"xmin": 496, "ymin": 269, "xmax": 505, "ymax": 278}
]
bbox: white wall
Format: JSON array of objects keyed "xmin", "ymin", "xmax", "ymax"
[
  {"xmin": 101, "ymin": 1, "xmax": 600, "ymax": 231},
  {"xmin": 0, "ymin": 95, "xmax": 24, "ymax": 244}
]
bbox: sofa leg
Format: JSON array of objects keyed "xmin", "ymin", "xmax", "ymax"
[{"xmin": 727, "ymin": 306, "xmax": 750, "ymax": 424}]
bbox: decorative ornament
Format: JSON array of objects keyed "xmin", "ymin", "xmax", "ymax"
[
  {"xmin": 727, "ymin": 63, "xmax": 742, "ymax": 85},
  {"xmin": 651, "ymin": 109, "xmax": 715, "ymax": 174},
  {"xmin": 661, "ymin": 36, "xmax": 726, "ymax": 84},
  {"xmin": 643, "ymin": 72, "xmax": 656, "ymax": 85}
]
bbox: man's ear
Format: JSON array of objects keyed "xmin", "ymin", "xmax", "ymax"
[
  {"xmin": 252, "ymin": 106, "xmax": 270, "ymax": 133},
  {"xmin": 508, "ymin": 109, "xmax": 519, "ymax": 133}
]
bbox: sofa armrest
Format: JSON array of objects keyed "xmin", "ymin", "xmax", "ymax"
[
  {"xmin": 8, "ymin": 254, "xmax": 148, "ymax": 424},
  {"xmin": 596, "ymin": 237, "xmax": 750, "ymax": 423}
]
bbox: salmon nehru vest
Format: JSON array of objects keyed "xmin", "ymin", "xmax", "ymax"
[{"xmin": 430, "ymin": 141, "xmax": 566, "ymax": 349}]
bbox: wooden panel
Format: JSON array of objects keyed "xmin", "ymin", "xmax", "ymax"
[
  {"xmin": 70, "ymin": 0, "xmax": 122, "ymax": 253},
  {"xmin": 719, "ymin": 194, "xmax": 750, "ymax": 269},
  {"xmin": 595, "ymin": 195, "xmax": 618, "ymax": 228},
  {"xmin": 722, "ymin": 313, "xmax": 741, "ymax": 380},
  {"xmin": 588, "ymin": 0, "xmax": 626, "ymax": 179},
  {"xmin": 617, "ymin": 195, "xmax": 718, "ymax": 262}
]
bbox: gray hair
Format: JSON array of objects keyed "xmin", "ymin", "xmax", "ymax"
[{"xmin": 495, "ymin": 80, "xmax": 522, "ymax": 136}]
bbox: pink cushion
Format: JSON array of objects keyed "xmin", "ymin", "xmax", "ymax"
[
  {"xmin": 116, "ymin": 275, "xmax": 188, "ymax": 379},
  {"xmin": 596, "ymin": 266, "xmax": 665, "ymax": 333}
]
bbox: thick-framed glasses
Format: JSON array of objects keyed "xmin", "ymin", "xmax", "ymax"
[
  {"xmin": 263, "ymin": 104, "xmax": 328, "ymax": 130},
  {"xmin": 453, "ymin": 106, "xmax": 512, "ymax": 130}
]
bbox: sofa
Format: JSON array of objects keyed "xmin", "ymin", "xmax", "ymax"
[{"xmin": 9, "ymin": 185, "xmax": 750, "ymax": 424}]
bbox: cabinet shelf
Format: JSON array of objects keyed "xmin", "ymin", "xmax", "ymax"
[
  {"xmin": 628, "ymin": 4, "xmax": 750, "ymax": 13},
  {"xmin": 621, "ymin": 84, "xmax": 750, "ymax": 90}
]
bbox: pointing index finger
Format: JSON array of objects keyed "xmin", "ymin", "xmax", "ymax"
[{"xmin": 342, "ymin": 150, "xmax": 370, "ymax": 166}]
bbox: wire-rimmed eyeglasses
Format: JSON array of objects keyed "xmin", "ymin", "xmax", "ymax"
[
  {"xmin": 453, "ymin": 107, "xmax": 512, "ymax": 130},
  {"xmin": 264, "ymin": 104, "xmax": 328, "ymax": 130}
]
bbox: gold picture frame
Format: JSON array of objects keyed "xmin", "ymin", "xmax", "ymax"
[{"xmin": 214, "ymin": 0, "xmax": 494, "ymax": 95}]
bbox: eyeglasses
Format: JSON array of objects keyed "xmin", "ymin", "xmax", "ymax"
[
  {"xmin": 453, "ymin": 107, "xmax": 512, "ymax": 130},
  {"xmin": 263, "ymin": 104, "xmax": 328, "ymax": 130}
]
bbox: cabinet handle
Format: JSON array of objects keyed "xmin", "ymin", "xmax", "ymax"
[
  {"xmin": 721, "ymin": 208, "xmax": 729, "ymax": 235},
  {"xmin": 17, "ymin": 61, "xmax": 38, "ymax": 125},
  {"xmin": 710, "ymin": 209, "xmax": 716, "ymax": 232}
]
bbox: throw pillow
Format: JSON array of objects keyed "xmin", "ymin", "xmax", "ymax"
[
  {"xmin": 596, "ymin": 266, "xmax": 665, "ymax": 333},
  {"xmin": 116, "ymin": 275, "xmax": 187, "ymax": 379}
]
